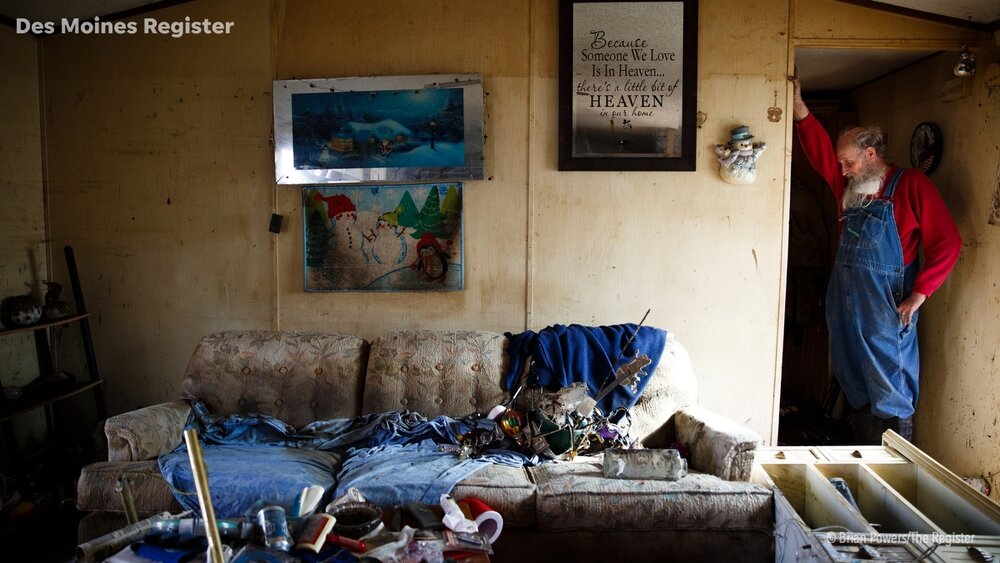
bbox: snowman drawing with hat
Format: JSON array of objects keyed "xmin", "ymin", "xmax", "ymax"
[
  {"xmin": 714, "ymin": 125, "xmax": 766, "ymax": 184},
  {"xmin": 314, "ymin": 193, "xmax": 370, "ymax": 265}
]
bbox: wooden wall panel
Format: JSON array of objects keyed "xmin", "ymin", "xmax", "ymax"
[
  {"xmin": 0, "ymin": 28, "xmax": 45, "ymax": 387},
  {"xmin": 528, "ymin": 0, "xmax": 792, "ymax": 439},
  {"xmin": 0, "ymin": 27, "xmax": 49, "ymax": 450},
  {"xmin": 41, "ymin": 0, "xmax": 275, "ymax": 411},
  {"xmin": 273, "ymin": 0, "xmax": 530, "ymax": 338},
  {"xmin": 795, "ymin": 0, "xmax": 991, "ymax": 48}
]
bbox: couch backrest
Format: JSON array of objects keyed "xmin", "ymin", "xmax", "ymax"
[
  {"xmin": 181, "ymin": 329, "xmax": 698, "ymax": 438},
  {"xmin": 362, "ymin": 330, "xmax": 508, "ymax": 417},
  {"xmin": 360, "ymin": 329, "xmax": 698, "ymax": 442},
  {"xmin": 182, "ymin": 330, "xmax": 368, "ymax": 428}
]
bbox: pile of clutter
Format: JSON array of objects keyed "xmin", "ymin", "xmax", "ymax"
[
  {"xmin": 78, "ymin": 487, "xmax": 502, "ymax": 563},
  {"xmin": 480, "ymin": 382, "xmax": 635, "ymax": 461}
]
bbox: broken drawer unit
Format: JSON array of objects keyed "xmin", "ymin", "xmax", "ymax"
[{"xmin": 755, "ymin": 432, "xmax": 1000, "ymax": 562}]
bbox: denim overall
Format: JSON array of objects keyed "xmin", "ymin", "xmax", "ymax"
[{"xmin": 827, "ymin": 168, "xmax": 919, "ymax": 420}]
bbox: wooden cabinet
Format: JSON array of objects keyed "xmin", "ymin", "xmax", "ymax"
[
  {"xmin": 0, "ymin": 246, "xmax": 107, "ymax": 496},
  {"xmin": 756, "ymin": 434, "xmax": 1000, "ymax": 562}
]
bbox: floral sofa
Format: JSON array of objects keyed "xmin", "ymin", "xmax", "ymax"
[{"xmin": 76, "ymin": 330, "xmax": 773, "ymax": 561}]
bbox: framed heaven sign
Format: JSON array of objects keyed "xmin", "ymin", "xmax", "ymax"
[
  {"xmin": 274, "ymin": 74, "xmax": 485, "ymax": 184},
  {"xmin": 558, "ymin": 0, "xmax": 698, "ymax": 171}
]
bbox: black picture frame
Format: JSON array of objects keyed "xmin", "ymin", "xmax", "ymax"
[
  {"xmin": 558, "ymin": 0, "xmax": 698, "ymax": 171},
  {"xmin": 909, "ymin": 121, "xmax": 942, "ymax": 176}
]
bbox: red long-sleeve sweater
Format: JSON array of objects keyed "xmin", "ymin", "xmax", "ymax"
[{"xmin": 795, "ymin": 113, "xmax": 961, "ymax": 297}]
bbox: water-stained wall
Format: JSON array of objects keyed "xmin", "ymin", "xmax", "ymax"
[
  {"xmin": 21, "ymin": 0, "xmax": 796, "ymax": 441},
  {"xmin": 14, "ymin": 0, "xmax": 995, "ymax": 453},
  {"xmin": 0, "ymin": 26, "xmax": 48, "ymax": 449},
  {"xmin": 40, "ymin": 0, "xmax": 276, "ymax": 409}
]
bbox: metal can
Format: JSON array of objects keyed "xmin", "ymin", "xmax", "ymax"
[{"xmin": 256, "ymin": 505, "xmax": 292, "ymax": 552}]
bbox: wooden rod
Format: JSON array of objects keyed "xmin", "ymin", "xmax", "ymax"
[{"xmin": 183, "ymin": 428, "xmax": 226, "ymax": 563}]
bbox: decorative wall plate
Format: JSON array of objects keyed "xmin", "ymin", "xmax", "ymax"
[{"xmin": 909, "ymin": 122, "xmax": 942, "ymax": 175}]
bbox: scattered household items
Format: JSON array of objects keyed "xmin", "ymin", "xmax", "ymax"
[
  {"xmin": 603, "ymin": 448, "xmax": 688, "ymax": 481},
  {"xmin": 291, "ymin": 484, "xmax": 326, "ymax": 518},
  {"xmin": 76, "ymin": 328, "xmax": 767, "ymax": 561},
  {"xmin": 969, "ymin": 547, "xmax": 996, "ymax": 562},
  {"xmin": 501, "ymin": 320, "xmax": 662, "ymax": 460},
  {"xmin": 257, "ymin": 505, "xmax": 292, "ymax": 552},
  {"xmin": 828, "ymin": 476, "xmax": 861, "ymax": 511},
  {"xmin": 440, "ymin": 495, "xmax": 476, "ymax": 543},
  {"xmin": 85, "ymin": 490, "xmax": 496, "ymax": 562},
  {"xmin": 405, "ymin": 500, "xmax": 445, "ymax": 531},
  {"xmin": 329, "ymin": 501, "xmax": 383, "ymax": 539},
  {"xmin": 41, "ymin": 280, "xmax": 71, "ymax": 319},
  {"xmin": 76, "ymin": 511, "xmax": 174, "ymax": 563},
  {"xmin": 0, "ymin": 294, "xmax": 42, "ymax": 328},
  {"xmin": 461, "ymin": 497, "xmax": 503, "ymax": 544},
  {"xmin": 714, "ymin": 125, "xmax": 767, "ymax": 184},
  {"xmin": 963, "ymin": 476, "xmax": 992, "ymax": 497},
  {"xmin": 954, "ymin": 45, "xmax": 977, "ymax": 78}
]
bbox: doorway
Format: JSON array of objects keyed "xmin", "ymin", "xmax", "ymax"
[
  {"xmin": 778, "ymin": 84, "xmax": 851, "ymax": 445},
  {"xmin": 777, "ymin": 46, "xmax": 938, "ymax": 445}
]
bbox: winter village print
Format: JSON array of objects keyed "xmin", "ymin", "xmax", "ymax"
[
  {"xmin": 292, "ymin": 88, "xmax": 465, "ymax": 171},
  {"xmin": 304, "ymin": 184, "xmax": 463, "ymax": 291}
]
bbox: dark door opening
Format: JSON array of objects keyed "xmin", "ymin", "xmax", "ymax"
[{"xmin": 778, "ymin": 95, "xmax": 856, "ymax": 445}]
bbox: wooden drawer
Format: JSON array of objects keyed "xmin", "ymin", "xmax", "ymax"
[{"xmin": 757, "ymin": 432, "xmax": 1000, "ymax": 562}]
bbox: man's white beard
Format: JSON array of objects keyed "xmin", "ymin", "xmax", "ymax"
[{"xmin": 842, "ymin": 167, "xmax": 884, "ymax": 209}]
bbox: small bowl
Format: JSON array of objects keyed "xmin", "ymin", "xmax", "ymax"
[{"xmin": 328, "ymin": 501, "xmax": 382, "ymax": 539}]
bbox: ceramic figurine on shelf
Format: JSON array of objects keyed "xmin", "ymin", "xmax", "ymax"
[
  {"xmin": 1, "ymin": 294, "xmax": 42, "ymax": 328},
  {"xmin": 714, "ymin": 125, "xmax": 767, "ymax": 185},
  {"xmin": 42, "ymin": 281, "xmax": 71, "ymax": 320}
]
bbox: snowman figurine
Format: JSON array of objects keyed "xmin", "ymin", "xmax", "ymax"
[{"xmin": 715, "ymin": 125, "xmax": 766, "ymax": 185}]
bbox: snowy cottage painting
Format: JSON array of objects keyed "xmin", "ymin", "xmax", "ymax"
[{"xmin": 292, "ymin": 88, "xmax": 466, "ymax": 171}]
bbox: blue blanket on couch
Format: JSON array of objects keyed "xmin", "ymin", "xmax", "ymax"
[
  {"xmin": 159, "ymin": 401, "xmax": 535, "ymax": 517},
  {"xmin": 504, "ymin": 324, "xmax": 668, "ymax": 414}
]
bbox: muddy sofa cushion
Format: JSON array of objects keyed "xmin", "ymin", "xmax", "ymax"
[{"xmin": 530, "ymin": 455, "xmax": 773, "ymax": 533}]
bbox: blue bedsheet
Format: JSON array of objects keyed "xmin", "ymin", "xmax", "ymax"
[
  {"xmin": 159, "ymin": 401, "xmax": 536, "ymax": 517},
  {"xmin": 159, "ymin": 444, "xmax": 342, "ymax": 517}
]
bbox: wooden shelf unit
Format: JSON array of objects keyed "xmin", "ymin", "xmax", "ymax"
[{"xmin": 0, "ymin": 246, "xmax": 107, "ymax": 496}]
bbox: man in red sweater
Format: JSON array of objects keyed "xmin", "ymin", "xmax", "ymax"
[{"xmin": 792, "ymin": 78, "xmax": 961, "ymax": 443}]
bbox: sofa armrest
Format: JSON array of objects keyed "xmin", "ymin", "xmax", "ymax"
[
  {"xmin": 674, "ymin": 406, "xmax": 761, "ymax": 481},
  {"xmin": 106, "ymin": 400, "xmax": 191, "ymax": 462}
]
